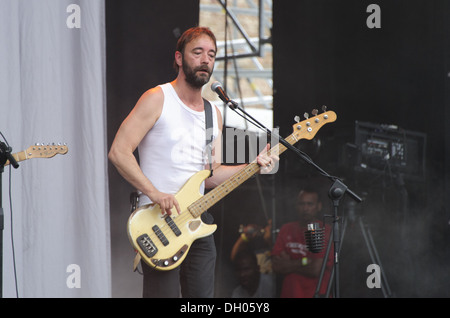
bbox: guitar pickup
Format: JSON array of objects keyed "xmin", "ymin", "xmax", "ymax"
[
  {"xmin": 136, "ymin": 234, "xmax": 158, "ymax": 258},
  {"xmin": 152, "ymin": 225, "xmax": 169, "ymax": 246},
  {"xmin": 165, "ymin": 215, "xmax": 181, "ymax": 236}
]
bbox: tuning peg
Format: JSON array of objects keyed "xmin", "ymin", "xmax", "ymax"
[
  {"xmin": 311, "ymin": 109, "xmax": 318, "ymax": 116},
  {"xmin": 322, "ymin": 105, "xmax": 327, "ymax": 112},
  {"xmin": 294, "ymin": 115, "xmax": 300, "ymax": 123},
  {"xmin": 304, "ymin": 112, "xmax": 309, "ymax": 119}
]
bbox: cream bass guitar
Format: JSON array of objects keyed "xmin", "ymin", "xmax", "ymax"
[{"xmin": 127, "ymin": 110, "xmax": 337, "ymax": 270}]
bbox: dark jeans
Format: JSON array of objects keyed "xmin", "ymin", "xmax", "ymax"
[{"xmin": 142, "ymin": 213, "xmax": 216, "ymax": 298}]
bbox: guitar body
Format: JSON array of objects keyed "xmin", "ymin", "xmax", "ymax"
[{"xmin": 127, "ymin": 169, "xmax": 216, "ymax": 271}]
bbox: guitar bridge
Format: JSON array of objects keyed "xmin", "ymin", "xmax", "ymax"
[{"xmin": 136, "ymin": 234, "xmax": 158, "ymax": 258}]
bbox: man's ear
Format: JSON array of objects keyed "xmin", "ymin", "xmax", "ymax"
[{"xmin": 175, "ymin": 51, "xmax": 183, "ymax": 69}]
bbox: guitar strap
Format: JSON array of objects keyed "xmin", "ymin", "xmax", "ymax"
[{"xmin": 204, "ymin": 98, "xmax": 214, "ymax": 177}]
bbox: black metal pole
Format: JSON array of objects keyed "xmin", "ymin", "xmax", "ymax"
[{"xmin": 0, "ymin": 141, "xmax": 19, "ymax": 298}]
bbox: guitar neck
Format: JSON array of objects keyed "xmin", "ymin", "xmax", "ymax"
[{"xmin": 188, "ymin": 134, "xmax": 294, "ymax": 218}]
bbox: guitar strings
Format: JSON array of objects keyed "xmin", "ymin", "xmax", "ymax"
[
  {"xmin": 144, "ymin": 159, "xmax": 262, "ymax": 246},
  {"xmin": 147, "ymin": 163, "xmax": 260, "ymax": 244},
  {"xmin": 146, "ymin": 138, "xmax": 290, "ymax": 244}
]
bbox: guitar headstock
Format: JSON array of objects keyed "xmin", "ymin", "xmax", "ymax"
[
  {"xmin": 26, "ymin": 143, "xmax": 68, "ymax": 159},
  {"xmin": 291, "ymin": 106, "xmax": 337, "ymax": 141}
]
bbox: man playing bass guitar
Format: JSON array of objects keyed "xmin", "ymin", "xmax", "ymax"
[{"xmin": 108, "ymin": 26, "xmax": 277, "ymax": 298}]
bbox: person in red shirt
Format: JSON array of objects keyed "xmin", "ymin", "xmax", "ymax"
[{"xmin": 271, "ymin": 187, "xmax": 333, "ymax": 298}]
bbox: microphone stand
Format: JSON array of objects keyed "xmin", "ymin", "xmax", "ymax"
[
  {"xmin": 224, "ymin": 99, "xmax": 362, "ymax": 298},
  {"xmin": 0, "ymin": 141, "xmax": 20, "ymax": 298}
]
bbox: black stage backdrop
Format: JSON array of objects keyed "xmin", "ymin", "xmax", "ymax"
[
  {"xmin": 273, "ymin": 0, "xmax": 450, "ymax": 297},
  {"xmin": 106, "ymin": 0, "xmax": 200, "ymax": 297},
  {"xmin": 106, "ymin": 1, "xmax": 450, "ymax": 298}
]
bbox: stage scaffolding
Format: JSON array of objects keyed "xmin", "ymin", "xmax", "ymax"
[{"xmin": 200, "ymin": 0, "xmax": 273, "ymax": 131}]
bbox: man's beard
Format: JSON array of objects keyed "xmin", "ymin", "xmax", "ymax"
[{"xmin": 182, "ymin": 57, "xmax": 213, "ymax": 89}]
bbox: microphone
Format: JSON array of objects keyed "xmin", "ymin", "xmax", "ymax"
[
  {"xmin": 305, "ymin": 223, "xmax": 325, "ymax": 253},
  {"xmin": 210, "ymin": 81, "xmax": 236, "ymax": 107}
]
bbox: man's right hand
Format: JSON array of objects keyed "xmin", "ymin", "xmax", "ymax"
[{"xmin": 149, "ymin": 190, "xmax": 181, "ymax": 216}]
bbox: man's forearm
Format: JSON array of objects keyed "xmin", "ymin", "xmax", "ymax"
[{"xmin": 108, "ymin": 147, "xmax": 156, "ymax": 197}]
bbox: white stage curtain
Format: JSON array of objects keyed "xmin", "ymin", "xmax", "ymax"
[{"xmin": 0, "ymin": 0, "xmax": 110, "ymax": 297}]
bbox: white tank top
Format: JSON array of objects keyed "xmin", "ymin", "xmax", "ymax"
[{"xmin": 138, "ymin": 83, "xmax": 219, "ymax": 205}]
